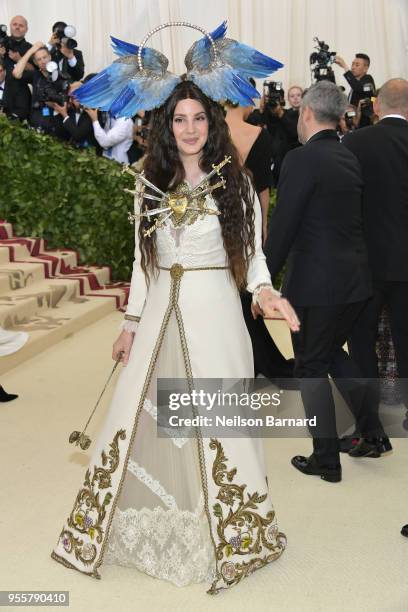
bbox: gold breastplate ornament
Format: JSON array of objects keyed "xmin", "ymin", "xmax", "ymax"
[{"xmin": 123, "ymin": 156, "xmax": 231, "ymax": 237}]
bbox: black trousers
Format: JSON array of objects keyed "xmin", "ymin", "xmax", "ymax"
[
  {"xmin": 241, "ymin": 291, "xmax": 294, "ymax": 378},
  {"xmin": 291, "ymin": 300, "xmax": 385, "ymax": 467},
  {"xmin": 348, "ymin": 280, "xmax": 408, "ymax": 410}
]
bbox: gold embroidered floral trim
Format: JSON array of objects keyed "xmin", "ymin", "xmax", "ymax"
[
  {"xmin": 58, "ymin": 429, "xmax": 126, "ymax": 566},
  {"xmin": 208, "ymin": 439, "xmax": 286, "ymax": 593}
]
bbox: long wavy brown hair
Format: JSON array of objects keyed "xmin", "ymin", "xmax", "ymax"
[{"xmin": 139, "ymin": 80, "xmax": 255, "ymax": 290}]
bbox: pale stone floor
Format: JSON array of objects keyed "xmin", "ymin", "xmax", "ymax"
[{"xmin": 1, "ymin": 311, "xmax": 407, "ymax": 612}]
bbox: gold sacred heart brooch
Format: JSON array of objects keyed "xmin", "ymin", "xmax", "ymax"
[{"xmin": 123, "ymin": 156, "xmax": 231, "ymax": 237}]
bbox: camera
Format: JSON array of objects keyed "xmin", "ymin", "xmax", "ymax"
[
  {"xmin": 0, "ymin": 24, "xmax": 10, "ymax": 51},
  {"xmin": 344, "ymin": 109, "xmax": 357, "ymax": 130},
  {"xmin": 263, "ymin": 81, "xmax": 285, "ymax": 109},
  {"xmin": 134, "ymin": 113, "xmax": 151, "ymax": 143},
  {"xmin": 310, "ymin": 37, "xmax": 336, "ymax": 83},
  {"xmin": 359, "ymin": 82, "xmax": 376, "ymax": 118},
  {"xmin": 34, "ymin": 61, "xmax": 71, "ymax": 107},
  {"xmin": 53, "ymin": 22, "xmax": 78, "ymax": 51}
]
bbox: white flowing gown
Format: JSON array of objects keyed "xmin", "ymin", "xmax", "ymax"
[{"xmin": 51, "ymin": 180, "xmax": 286, "ymax": 594}]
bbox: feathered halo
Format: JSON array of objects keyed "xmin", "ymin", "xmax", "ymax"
[{"xmin": 74, "ymin": 20, "xmax": 283, "ymax": 117}]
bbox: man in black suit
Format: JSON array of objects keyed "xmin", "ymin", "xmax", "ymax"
[
  {"xmin": 48, "ymin": 22, "xmax": 84, "ymax": 81},
  {"xmin": 342, "ymin": 78, "xmax": 408, "ymax": 459},
  {"xmin": 49, "ymin": 82, "xmax": 102, "ymax": 152},
  {"xmin": 0, "ymin": 15, "xmax": 32, "ymax": 72},
  {"xmin": 334, "ymin": 53, "xmax": 376, "ymax": 107},
  {"xmin": 0, "ymin": 57, "xmax": 31, "ymax": 119},
  {"xmin": 264, "ymin": 81, "xmax": 382, "ymax": 482}
]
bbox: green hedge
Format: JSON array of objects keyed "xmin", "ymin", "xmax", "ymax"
[{"xmin": 0, "ymin": 115, "xmax": 134, "ymax": 280}]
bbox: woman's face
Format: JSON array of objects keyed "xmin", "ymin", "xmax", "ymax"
[
  {"xmin": 172, "ymin": 98, "xmax": 209, "ymax": 160},
  {"xmin": 288, "ymin": 87, "xmax": 302, "ymax": 109}
]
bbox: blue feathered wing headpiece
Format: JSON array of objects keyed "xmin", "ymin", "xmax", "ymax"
[{"xmin": 74, "ymin": 20, "xmax": 283, "ymax": 117}]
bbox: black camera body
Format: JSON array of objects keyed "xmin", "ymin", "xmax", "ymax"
[
  {"xmin": 53, "ymin": 22, "xmax": 78, "ymax": 53},
  {"xmin": 35, "ymin": 71, "xmax": 71, "ymax": 107},
  {"xmin": 310, "ymin": 37, "xmax": 336, "ymax": 83},
  {"xmin": 263, "ymin": 81, "xmax": 285, "ymax": 109},
  {"xmin": 344, "ymin": 109, "xmax": 357, "ymax": 131},
  {"xmin": 359, "ymin": 82, "xmax": 376, "ymax": 118},
  {"xmin": 0, "ymin": 24, "xmax": 10, "ymax": 51}
]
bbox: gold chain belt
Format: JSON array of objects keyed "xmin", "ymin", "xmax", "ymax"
[{"xmin": 158, "ymin": 263, "xmax": 228, "ymax": 280}]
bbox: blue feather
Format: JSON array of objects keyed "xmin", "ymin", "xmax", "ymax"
[
  {"xmin": 190, "ymin": 64, "xmax": 260, "ymax": 106},
  {"xmin": 204, "ymin": 20, "xmax": 227, "ymax": 47},
  {"xmin": 221, "ymin": 40, "xmax": 283, "ymax": 78},
  {"xmin": 110, "ymin": 35, "xmax": 139, "ymax": 56}
]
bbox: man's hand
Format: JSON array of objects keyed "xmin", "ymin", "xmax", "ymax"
[
  {"xmin": 51, "ymin": 101, "xmax": 68, "ymax": 117},
  {"xmin": 60, "ymin": 41, "xmax": 74, "ymax": 59},
  {"xmin": 112, "ymin": 330, "xmax": 134, "ymax": 365},
  {"xmin": 31, "ymin": 41, "xmax": 45, "ymax": 56},
  {"xmin": 49, "ymin": 32, "xmax": 59, "ymax": 47},
  {"xmin": 85, "ymin": 107, "xmax": 98, "ymax": 122},
  {"xmin": 334, "ymin": 55, "xmax": 349, "ymax": 71}
]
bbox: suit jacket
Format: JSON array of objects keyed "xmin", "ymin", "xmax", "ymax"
[
  {"xmin": 343, "ymin": 71, "xmax": 376, "ymax": 107},
  {"xmin": 264, "ymin": 129, "xmax": 372, "ymax": 306},
  {"xmin": 51, "ymin": 48, "xmax": 85, "ymax": 81},
  {"xmin": 342, "ymin": 117, "xmax": 408, "ymax": 281},
  {"xmin": 1, "ymin": 71, "xmax": 31, "ymax": 120},
  {"xmin": 59, "ymin": 110, "xmax": 102, "ymax": 153}
]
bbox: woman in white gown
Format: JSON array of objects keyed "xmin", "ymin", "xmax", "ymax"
[{"xmin": 51, "ymin": 53, "xmax": 300, "ymax": 594}]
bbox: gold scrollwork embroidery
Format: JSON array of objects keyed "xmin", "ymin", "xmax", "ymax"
[
  {"xmin": 209, "ymin": 439, "xmax": 286, "ymax": 591},
  {"xmin": 59, "ymin": 429, "xmax": 126, "ymax": 565}
]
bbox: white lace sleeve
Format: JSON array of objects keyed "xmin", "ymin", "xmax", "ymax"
[
  {"xmin": 120, "ymin": 319, "xmax": 139, "ymax": 334},
  {"xmin": 246, "ymin": 185, "xmax": 277, "ymax": 294}
]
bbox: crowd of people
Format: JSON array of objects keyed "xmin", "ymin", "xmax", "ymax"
[
  {"xmin": 0, "ymin": 15, "xmax": 150, "ymax": 164},
  {"xmin": 1, "ymin": 15, "xmax": 379, "ymax": 171}
]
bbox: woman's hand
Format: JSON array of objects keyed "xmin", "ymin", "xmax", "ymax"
[
  {"xmin": 255, "ymin": 288, "xmax": 300, "ymax": 332},
  {"xmin": 112, "ymin": 330, "xmax": 134, "ymax": 365}
]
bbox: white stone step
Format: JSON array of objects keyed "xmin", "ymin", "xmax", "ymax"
[{"xmin": 0, "ymin": 297, "xmax": 117, "ymax": 375}]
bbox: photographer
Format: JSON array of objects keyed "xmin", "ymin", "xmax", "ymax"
[
  {"xmin": 128, "ymin": 110, "xmax": 150, "ymax": 164},
  {"xmin": 0, "ymin": 15, "xmax": 32, "ymax": 72},
  {"xmin": 85, "ymin": 108, "xmax": 133, "ymax": 164},
  {"xmin": 247, "ymin": 82, "xmax": 299, "ymax": 184},
  {"xmin": 0, "ymin": 57, "xmax": 31, "ymax": 120},
  {"xmin": 12, "ymin": 41, "xmax": 66, "ymax": 135},
  {"xmin": 47, "ymin": 21, "xmax": 84, "ymax": 81},
  {"xmin": 338, "ymin": 104, "xmax": 359, "ymax": 139},
  {"xmin": 334, "ymin": 53, "xmax": 376, "ymax": 106},
  {"xmin": 47, "ymin": 81, "xmax": 102, "ymax": 151}
]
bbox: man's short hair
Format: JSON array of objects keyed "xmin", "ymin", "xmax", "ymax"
[
  {"xmin": 0, "ymin": 57, "xmax": 6, "ymax": 70},
  {"xmin": 355, "ymin": 53, "xmax": 370, "ymax": 66},
  {"xmin": 33, "ymin": 46, "xmax": 50, "ymax": 60},
  {"xmin": 52, "ymin": 21, "xmax": 67, "ymax": 31},
  {"xmin": 302, "ymin": 81, "xmax": 348, "ymax": 125}
]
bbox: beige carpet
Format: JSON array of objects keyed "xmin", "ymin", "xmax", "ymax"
[{"xmin": 1, "ymin": 311, "xmax": 407, "ymax": 612}]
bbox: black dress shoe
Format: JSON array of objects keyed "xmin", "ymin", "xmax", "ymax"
[
  {"xmin": 291, "ymin": 454, "xmax": 342, "ymax": 482},
  {"xmin": 348, "ymin": 436, "xmax": 392, "ymax": 458},
  {"xmin": 401, "ymin": 524, "xmax": 408, "ymax": 537},
  {"xmin": 339, "ymin": 435, "xmax": 360, "ymax": 453},
  {"xmin": 0, "ymin": 385, "xmax": 18, "ymax": 402}
]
